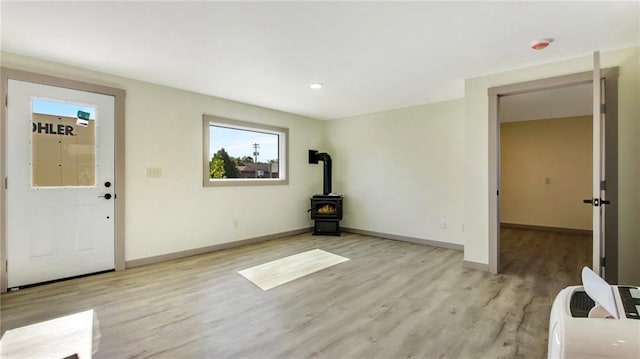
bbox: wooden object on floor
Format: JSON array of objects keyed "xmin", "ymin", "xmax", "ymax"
[
  {"xmin": 0, "ymin": 309, "xmax": 96, "ymax": 359},
  {"xmin": 237, "ymin": 248, "xmax": 349, "ymax": 290},
  {"xmin": 0, "ymin": 229, "xmax": 590, "ymax": 358}
]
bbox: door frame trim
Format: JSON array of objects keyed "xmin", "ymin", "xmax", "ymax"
[
  {"xmin": 0, "ymin": 67, "xmax": 126, "ymax": 292},
  {"xmin": 487, "ymin": 67, "xmax": 619, "ymax": 280}
]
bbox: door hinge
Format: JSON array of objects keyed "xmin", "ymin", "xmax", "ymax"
[
  {"xmin": 600, "ymin": 257, "xmax": 606, "ymax": 268},
  {"xmin": 4, "ymin": 260, "xmax": 7, "ymax": 272},
  {"xmin": 600, "ymin": 180, "xmax": 606, "ymax": 190},
  {"xmin": 5, "ymin": 94, "xmax": 7, "ymax": 107},
  {"xmin": 600, "ymin": 104, "xmax": 606, "ymax": 114},
  {"xmin": 4, "ymin": 177, "xmax": 6, "ymax": 189}
]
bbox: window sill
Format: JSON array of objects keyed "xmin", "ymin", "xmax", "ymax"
[{"xmin": 203, "ymin": 178, "xmax": 289, "ymax": 187}]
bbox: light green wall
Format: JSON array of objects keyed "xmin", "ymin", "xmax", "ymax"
[
  {"xmin": 1, "ymin": 52, "xmax": 325, "ymax": 261},
  {"xmin": 464, "ymin": 46, "xmax": 639, "ymax": 284},
  {"xmin": 325, "ymin": 99, "xmax": 465, "ymax": 245},
  {"xmin": 3, "ymin": 47, "xmax": 638, "ymax": 284}
]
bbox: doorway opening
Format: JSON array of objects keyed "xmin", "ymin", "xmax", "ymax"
[
  {"xmin": 488, "ymin": 69, "xmax": 619, "ymax": 284},
  {"xmin": 499, "ymin": 84, "xmax": 593, "ymax": 279}
]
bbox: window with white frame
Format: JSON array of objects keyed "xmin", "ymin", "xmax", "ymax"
[{"xmin": 203, "ymin": 115, "xmax": 288, "ymax": 186}]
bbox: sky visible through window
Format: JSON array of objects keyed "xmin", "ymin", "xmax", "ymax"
[
  {"xmin": 209, "ymin": 125, "xmax": 278, "ymax": 162},
  {"xmin": 32, "ymin": 98, "xmax": 96, "ymax": 119}
]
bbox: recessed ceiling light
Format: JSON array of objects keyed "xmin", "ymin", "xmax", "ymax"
[
  {"xmin": 531, "ymin": 38, "xmax": 554, "ymax": 50},
  {"xmin": 309, "ymin": 82, "xmax": 323, "ymax": 89}
]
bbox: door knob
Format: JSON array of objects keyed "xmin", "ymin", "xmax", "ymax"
[
  {"xmin": 583, "ymin": 198, "xmax": 609, "ymax": 206},
  {"xmin": 99, "ymin": 193, "xmax": 112, "ymax": 200}
]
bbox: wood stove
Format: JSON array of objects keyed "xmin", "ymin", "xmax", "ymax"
[
  {"xmin": 309, "ymin": 150, "xmax": 343, "ymax": 236},
  {"xmin": 310, "ymin": 195, "xmax": 343, "ymax": 235}
]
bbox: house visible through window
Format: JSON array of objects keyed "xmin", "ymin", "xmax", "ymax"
[{"xmin": 203, "ymin": 115, "xmax": 288, "ymax": 186}]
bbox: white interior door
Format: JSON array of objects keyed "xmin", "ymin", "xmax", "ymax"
[
  {"xmin": 7, "ymin": 80, "xmax": 115, "ymax": 288},
  {"xmin": 591, "ymin": 51, "xmax": 605, "ymax": 277}
]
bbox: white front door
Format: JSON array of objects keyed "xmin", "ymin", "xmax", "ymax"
[{"xmin": 7, "ymin": 79, "xmax": 115, "ymax": 288}]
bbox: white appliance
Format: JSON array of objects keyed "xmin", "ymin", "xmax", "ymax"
[{"xmin": 548, "ymin": 267, "xmax": 640, "ymax": 358}]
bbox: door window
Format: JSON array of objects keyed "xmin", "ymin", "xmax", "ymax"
[{"xmin": 31, "ymin": 99, "xmax": 96, "ymax": 187}]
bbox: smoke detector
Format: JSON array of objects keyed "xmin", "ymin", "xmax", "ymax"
[{"xmin": 531, "ymin": 38, "xmax": 554, "ymax": 50}]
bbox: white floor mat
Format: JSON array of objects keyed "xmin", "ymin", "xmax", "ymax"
[
  {"xmin": 0, "ymin": 310, "xmax": 96, "ymax": 358},
  {"xmin": 238, "ymin": 249, "xmax": 349, "ymax": 290}
]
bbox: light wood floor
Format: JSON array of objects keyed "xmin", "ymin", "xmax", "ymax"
[{"xmin": 1, "ymin": 228, "xmax": 590, "ymax": 358}]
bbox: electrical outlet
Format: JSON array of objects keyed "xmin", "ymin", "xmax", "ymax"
[
  {"xmin": 440, "ymin": 220, "xmax": 447, "ymax": 229},
  {"xmin": 146, "ymin": 167, "xmax": 162, "ymax": 178}
]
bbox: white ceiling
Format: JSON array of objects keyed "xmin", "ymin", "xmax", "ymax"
[{"xmin": 1, "ymin": 1, "xmax": 638, "ymax": 120}]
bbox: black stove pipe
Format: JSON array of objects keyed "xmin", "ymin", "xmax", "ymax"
[
  {"xmin": 317, "ymin": 152, "xmax": 332, "ymax": 195},
  {"xmin": 309, "ymin": 150, "xmax": 332, "ymax": 195}
]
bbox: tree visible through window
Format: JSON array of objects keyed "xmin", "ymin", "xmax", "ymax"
[{"xmin": 203, "ymin": 115, "xmax": 288, "ymax": 186}]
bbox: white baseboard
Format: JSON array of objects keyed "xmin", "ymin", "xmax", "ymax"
[
  {"xmin": 126, "ymin": 228, "xmax": 312, "ymax": 268},
  {"xmin": 462, "ymin": 260, "xmax": 490, "ymax": 272},
  {"xmin": 342, "ymin": 227, "xmax": 464, "ymax": 251}
]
